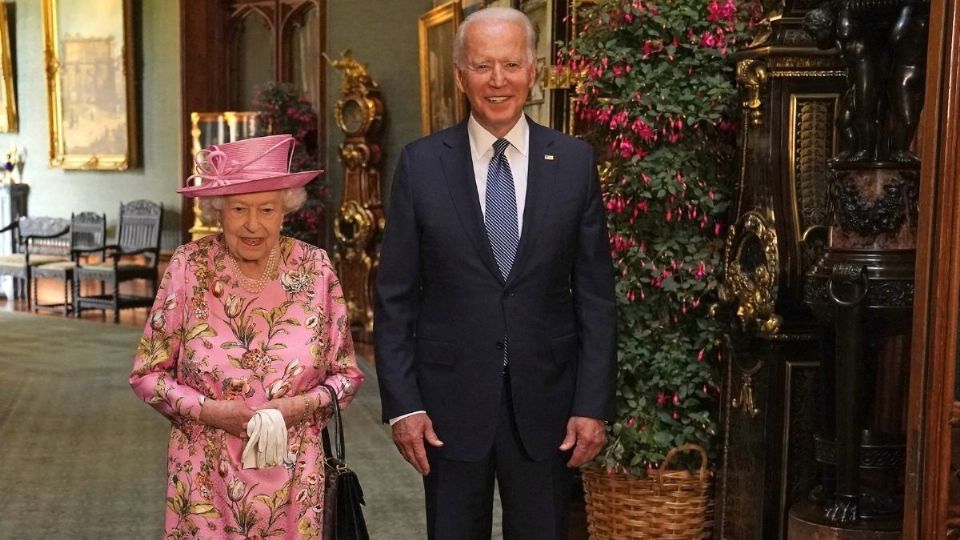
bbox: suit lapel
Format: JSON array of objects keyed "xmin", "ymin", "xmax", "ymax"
[
  {"xmin": 439, "ymin": 123, "xmax": 503, "ymax": 282},
  {"xmin": 506, "ymin": 120, "xmax": 556, "ymax": 285}
]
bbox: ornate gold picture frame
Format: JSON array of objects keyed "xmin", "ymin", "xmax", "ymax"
[
  {"xmin": 42, "ymin": 0, "xmax": 137, "ymax": 170},
  {"xmin": 418, "ymin": 2, "xmax": 464, "ymax": 135},
  {"xmin": 0, "ymin": 4, "xmax": 17, "ymax": 133}
]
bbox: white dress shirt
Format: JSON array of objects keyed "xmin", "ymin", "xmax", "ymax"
[
  {"xmin": 389, "ymin": 114, "xmax": 531, "ymax": 426},
  {"xmin": 468, "ymin": 114, "xmax": 530, "ymax": 233}
]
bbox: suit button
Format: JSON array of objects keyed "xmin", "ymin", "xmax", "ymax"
[{"xmin": 496, "ymin": 341, "xmax": 504, "ymax": 350}]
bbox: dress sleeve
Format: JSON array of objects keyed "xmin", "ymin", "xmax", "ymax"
[
  {"xmin": 129, "ymin": 246, "xmax": 207, "ymax": 424},
  {"xmin": 304, "ymin": 250, "xmax": 365, "ymax": 422}
]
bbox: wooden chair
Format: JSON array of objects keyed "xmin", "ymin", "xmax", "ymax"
[
  {"xmin": 32, "ymin": 212, "xmax": 107, "ymax": 315},
  {"xmin": 73, "ymin": 200, "xmax": 163, "ymax": 322},
  {"xmin": 0, "ymin": 216, "xmax": 71, "ymax": 309}
]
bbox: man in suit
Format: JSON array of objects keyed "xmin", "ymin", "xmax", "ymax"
[{"xmin": 375, "ymin": 6, "xmax": 616, "ymax": 539}]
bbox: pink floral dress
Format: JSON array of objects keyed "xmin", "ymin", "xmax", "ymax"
[{"xmin": 130, "ymin": 234, "xmax": 365, "ymax": 539}]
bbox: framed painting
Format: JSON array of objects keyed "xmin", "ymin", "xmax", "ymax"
[
  {"xmin": 42, "ymin": 0, "xmax": 137, "ymax": 170},
  {"xmin": 0, "ymin": 3, "xmax": 16, "ymax": 133},
  {"xmin": 419, "ymin": 2, "xmax": 464, "ymax": 135}
]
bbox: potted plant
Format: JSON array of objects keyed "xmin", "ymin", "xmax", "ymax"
[
  {"xmin": 253, "ymin": 82, "xmax": 328, "ymax": 247},
  {"xmin": 559, "ymin": 0, "xmax": 757, "ymax": 536}
]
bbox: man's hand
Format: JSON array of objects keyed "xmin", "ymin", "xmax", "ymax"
[
  {"xmin": 559, "ymin": 416, "xmax": 606, "ymax": 468},
  {"xmin": 198, "ymin": 399, "xmax": 256, "ymax": 438},
  {"xmin": 392, "ymin": 413, "xmax": 444, "ymax": 475}
]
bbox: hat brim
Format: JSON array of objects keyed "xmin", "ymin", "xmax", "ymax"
[{"xmin": 178, "ymin": 170, "xmax": 321, "ymax": 198}]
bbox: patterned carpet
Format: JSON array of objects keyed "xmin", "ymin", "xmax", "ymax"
[{"xmin": 0, "ymin": 310, "xmax": 430, "ymax": 539}]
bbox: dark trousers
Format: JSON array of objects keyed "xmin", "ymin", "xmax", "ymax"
[{"xmin": 423, "ymin": 374, "xmax": 574, "ymax": 540}]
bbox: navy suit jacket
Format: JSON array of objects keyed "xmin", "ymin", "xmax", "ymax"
[{"xmin": 374, "ymin": 118, "xmax": 617, "ymax": 462}]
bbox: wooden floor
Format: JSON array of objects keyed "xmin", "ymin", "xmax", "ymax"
[{"xmin": 0, "ymin": 277, "xmax": 152, "ymax": 327}]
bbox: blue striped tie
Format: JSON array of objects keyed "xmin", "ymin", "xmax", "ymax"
[{"xmin": 485, "ymin": 139, "xmax": 519, "ymax": 280}]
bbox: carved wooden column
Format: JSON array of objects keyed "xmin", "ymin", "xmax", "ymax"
[
  {"xmin": 716, "ymin": 1, "xmax": 847, "ymax": 537},
  {"xmin": 328, "ymin": 51, "xmax": 383, "ymax": 343}
]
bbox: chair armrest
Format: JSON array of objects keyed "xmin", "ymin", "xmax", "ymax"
[{"xmin": 0, "ymin": 221, "xmax": 16, "ymax": 234}]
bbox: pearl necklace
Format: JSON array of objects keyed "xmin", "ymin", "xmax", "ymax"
[{"xmin": 227, "ymin": 244, "xmax": 279, "ymax": 293}]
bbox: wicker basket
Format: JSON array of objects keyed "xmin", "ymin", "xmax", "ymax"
[{"xmin": 582, "ymin": 444, "xmax": 714, "ymax": 539}]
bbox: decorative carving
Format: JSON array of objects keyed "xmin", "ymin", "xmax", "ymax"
[
  {"xmin": 719, "ymin": 212, "xmax": 782, "ymax": 334},
  {"xmin": 814, "ymin": 435, "xmax": 906, "ymax": 469},
  {"xmin": 767, "ymin": 56, "xmax": 846, "ymax": 70},
  {"xmin": 339, "ymin": 143, "xmax": 373, "ymax": 169},
  {"xmin": 804, "ymin": 275, "xmax": 914, "ymax": 308},
  {"xmin": 768, "ymin": 69, "xmax": 847, "ymax": 78},
  {"xmin": 329, "ymin": 52, "xmax": 385, "ymax": 342},
  {"xmin": 737, "ymin": 59, "xmax": 768, "ymax": 126},
  {"xmin": 732, "ymin": 369, "xmax": 762, "ymax": 417},
  {"xmin": 830, "ymin": 172, "xmax": 919, "ymax": 236},
  {"xmin": 799, "ymin": 226, "xmax": 829, "ymax": 278},
  {"xmin": 783, "ymin": 28, "xmax": 817, "ymax": 46},
  {"xmin": 323, "ymin": 49, "xmax": 378, "ymax": 97},
  {"xmin": 334, "ymin": 199, "xmax": 375, "ymax": 250},
  {"xmin": 794, "ymin": 99, "xmax": 835, "ymax": 232}
]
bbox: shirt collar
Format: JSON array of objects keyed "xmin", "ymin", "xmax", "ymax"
[{"xmin": 467, "ymin": 114, "xmax": 529, "ymax": 160}]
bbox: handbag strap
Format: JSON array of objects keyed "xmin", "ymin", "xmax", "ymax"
[{"xmin": 320, "ymin": 384, "xmax": 346, "ymax": 461}]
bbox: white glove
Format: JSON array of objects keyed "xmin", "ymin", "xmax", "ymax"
[{"xmin": 241, "ymin": 408, "xmax": 287, "ymax": 469}]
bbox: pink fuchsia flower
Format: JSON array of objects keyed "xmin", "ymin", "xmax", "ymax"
[
  {"xmin": 694, "ymin": 262, "xmax": 707, "ymax": 280},
  {"xmin": 632, "ymin": 118, "xmax": 657, "ymax": 142},
  {"xmin": 642, "ymin": 39, "xmax": 663, "ymax": 59},
  {"xmin": 700, "ymin": 31, "xmax": 718, "ymax": 48}
]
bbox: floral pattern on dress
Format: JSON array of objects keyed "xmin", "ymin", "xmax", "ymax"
[{"xmin": 131, "ymin": 234, "xmax": 365, "ymax": 539}]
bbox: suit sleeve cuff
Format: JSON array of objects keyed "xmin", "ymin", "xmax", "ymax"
[{"xmin": 388, "ymin": 410, "xmax": 426, "ymax": 426}]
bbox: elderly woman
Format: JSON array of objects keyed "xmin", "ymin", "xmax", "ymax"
[{"xmin": 130, "ymin": 134, "xmax": 365, "ymax": 538}]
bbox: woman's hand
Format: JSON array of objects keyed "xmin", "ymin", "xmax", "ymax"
[
  {"xmin": 198, "ymin": 399, "xmax": 256, "ymax": 438},
  {"xmin": 257, "ymin": 392, "xmax": 332, "ymax": 427}
]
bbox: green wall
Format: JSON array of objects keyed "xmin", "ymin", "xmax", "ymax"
[
  {"xmin": 0, "ymin": 0, "xmax": 182, "ymax": 250},
  {"xmin": 324, "ymin": 0, "xmax": 433, "ymax": 210}
]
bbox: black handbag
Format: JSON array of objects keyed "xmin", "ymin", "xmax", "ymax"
[{"xmin": 321, "ymin": 384, "xmax": 370, "ymax": 540}]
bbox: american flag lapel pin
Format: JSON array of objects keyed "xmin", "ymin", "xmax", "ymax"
[{"xmin": 545, "ymin": 154, "xmax": 555, "ymax": 160}]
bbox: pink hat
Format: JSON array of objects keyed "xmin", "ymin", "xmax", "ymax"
[{"xmin": 178, "ymin": 134, "xmax": 321, "ymax": 198}]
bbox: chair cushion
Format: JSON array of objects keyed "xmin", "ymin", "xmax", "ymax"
[
  {"xmin": 0, "ymin": 254, "xmax": 71, "ymax": 267},
  {"xmin": 27, "ymin": 255, "xmax": 70, "ymax": 265},
  {"xmin": 0, "ymin": 254, "xmax": 25, "ymax": 266},
  {"xmin": 35, "ymin": 261, "xmax": 79, "ymax": 270},
  {"xmin": 32, "ymin": 260, "xmax": 78, "ymax": 278}
]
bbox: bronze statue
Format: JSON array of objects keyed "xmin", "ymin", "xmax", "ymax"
[
  {"xmin": 803, "ymin": 0, "xmax": 929, "ymax": 163},
  {"xmin": 887, "ymin": 1, "xmax": 928, "ymax": 163}
]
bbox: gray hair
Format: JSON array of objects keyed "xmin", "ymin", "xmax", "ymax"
[
  {"xmin": 453, "ymin": 7, "xmax": 537, "ymax": 67},
  {"xmin": 198, "ymin": 187, "xmax": 307, "ymax": 224}
]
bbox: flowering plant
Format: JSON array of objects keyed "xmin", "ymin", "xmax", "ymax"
[
  {"xmin": 253, "ymin": 82, "xmax": 327, "ymax": 246},
  {"xmin": 559, "ymin": 0, "xmax": 757, "ymax": 475}
]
